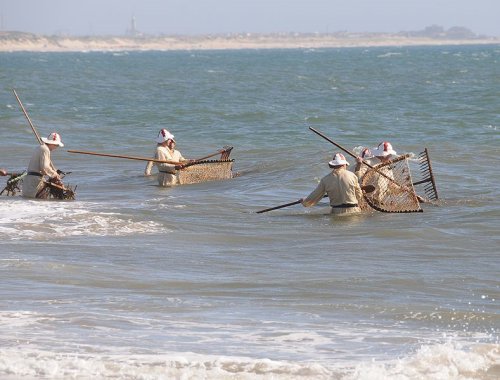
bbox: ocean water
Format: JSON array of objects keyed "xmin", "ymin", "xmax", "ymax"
[{"xmin": 0, "ymin": 45, "xmax": 499, "ymax": 379}]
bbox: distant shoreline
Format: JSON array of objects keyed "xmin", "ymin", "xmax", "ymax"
[{"xmin": 1, "ymin": 32, "xmax": 499, "ymax": 52}]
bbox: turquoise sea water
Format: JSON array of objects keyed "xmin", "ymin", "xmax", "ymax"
[{"xmin": 0, "ymin": 45, "xmax": 499, "ymax": 379}]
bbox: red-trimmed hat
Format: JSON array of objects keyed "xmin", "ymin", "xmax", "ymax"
[
  {"xmin": 41, "ymin": 132, "xmax": 64, "ymax": 147},
  {"xmin": 329, "ymin": 153, "xmax": 349, "ymax": 166},
  {"xmin": 155, "ymin": 128, "xmax": 175, "ymax": 143},
  {"xmin": 372, "ymin": 141, "xmax": 397, "ymax": 157}
]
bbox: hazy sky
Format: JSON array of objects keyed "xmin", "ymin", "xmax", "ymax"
[{"xmin": 1, "ymin": 0, "xmax": 499, "ymax": 37}]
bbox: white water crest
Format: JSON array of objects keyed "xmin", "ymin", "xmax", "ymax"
[
  {"xmin": 0, "ymin": 343, "xmax": 497, "ymax": 379},
  {"xmin": 0, "ymin": 198, "xmax": 167, "ymax": 239}
]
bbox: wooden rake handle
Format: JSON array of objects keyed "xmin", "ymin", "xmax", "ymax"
[
  {"xmin": 12, "ymin": 88, "xmax": 43, "ymax": 145},
  {"xmin": 256, "ymin": 199, "xmax": 302, "ymax": 214},
  {"xmin": 67, "ymin": 149, "xmax": 182, "ymax": 165}
]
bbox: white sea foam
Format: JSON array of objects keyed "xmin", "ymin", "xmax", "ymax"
[
  {"xmin": 0, "ymin": 199, "xmax": 167, "ymax": 239},
  {"xmin": 377, "ymin": 52, "xmax": 403, "ymax": 58},
  {"xmin": 0, "ymin": 342, "xmax": 497, "ymax": 380},
  {"xmin": 0, "ymin": 349, "xmax": 332, "ymax": 379},
  {"xmin": 1, "ymin": 311, "xmax": 497, "ymax": 379},
  {"xmin": 345, "ymin": 342, "xmax": 499, "ymax": 380}
]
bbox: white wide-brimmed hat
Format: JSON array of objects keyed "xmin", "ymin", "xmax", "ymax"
[
  {"xmin": 155, "ymin": 128, "xmax": 175, "ymax": 143},
  {"xmin": 372, "ymin": 141, "xmax": 397, "ymax": 157},
  {"xmin": 328, "ymin": 153, "xmax": 349, "ymax": 167},
  {"xmin": 41, "ymin": 132, "xmax": 64, "ymax": 147}
]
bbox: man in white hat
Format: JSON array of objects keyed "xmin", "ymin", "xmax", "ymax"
[
  {"xmin": 371, "ymin": 141, "xmax": 397, "ymax": 162},
  {"xmin": 355, "ymin": 141, "xmax": 397, "ymax": 179},
  {"xmin": 0, "ymin": 168, "xmax": 7, "ymax": 176},
  {"xmin": 353, "ymin": 147, "xmax": 375, "ymax": 179},
  {"xmin": 144, "ymin": 129, "xmax": 169, "ymax": 176},
  {"xmin": 151, "ymin": 128, "xmax": 192, "ymax": 186},
  {"xmin": 301, "ymin": 153, "xmax": 363, "ymax": 215},
  {"xmin": 22, "ymin": 132, "xmax": 64, "ymax": 198}
]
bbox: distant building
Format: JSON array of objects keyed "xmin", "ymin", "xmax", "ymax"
[
  {"xmin": 446, "ymin": 26, "xmax": 476, "ymax": 39},
  {"xmin": 404, "ymin": 25, "xmax": 478, "ymax": 39}
]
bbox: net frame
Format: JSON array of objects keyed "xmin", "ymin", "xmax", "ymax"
[{"xmin": 361, "ymin": 154, "xmax": 422, "ymax": 213}]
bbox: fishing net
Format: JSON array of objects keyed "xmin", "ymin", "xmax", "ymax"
[
  {"xmin": 177, "ymin": 160, "xmax": 234, "ymax": 185},
  {"xmin": 361, "ymin": 154, "xmax": 422, "ymax": 213},
  {"xmin": 0, "ymin": 172, "xmax": 26, "ymax": 196}
]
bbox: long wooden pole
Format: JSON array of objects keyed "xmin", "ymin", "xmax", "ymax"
[
  {"xmin": 193, "ymin": 146, "xmax": 232, "ymax": 162},
  {"xmin": 193, "ymin": 150, "xmax": 224, "ymax": 162},
  {"xmin": 309, "ymin": 127, "xmax": 374, "ymax": 168},
  {"xmin": 67, "ymin": 149, "xmax": 182, "ymax": 165},
  {"xmin": 12, "ymin": 88, "xmax": 43, "ymax": 144},
  {"xmin": 256, "ymin": 199, "xmax": 302, "ymax": 214}
]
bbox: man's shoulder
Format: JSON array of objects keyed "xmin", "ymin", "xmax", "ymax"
[
  {"xmin": 338, "ymin": 168, "xmax": 358, "ymax": 180},
  {"xmin": 156, "ymin": 146, "xmax": 169, "ymax": 154},
  {"xmin": 322, "ymin": 171, "xmax": 335, "ymax": 180}
]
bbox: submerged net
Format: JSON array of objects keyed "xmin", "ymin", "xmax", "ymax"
[
  {"xmin": 361, "ymin": 154, "xmax": 422, "ymax": 213},
  {"xmin": 177, "ymin": 160, "xmax": 234, "ymax": 185}
]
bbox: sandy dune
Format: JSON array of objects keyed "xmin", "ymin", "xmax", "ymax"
[{"xmin": 1, "ymin": 32, "xmax": 498, "ymax": 52}]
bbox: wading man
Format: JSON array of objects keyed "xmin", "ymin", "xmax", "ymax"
[
  {"xmin": 301, "ymin": 153, "xmax": 363, "ymax": 215},
  {"xmin": 22, "ymin": 132, "xmax": 64, "ymax": 199},
  {"xmin": 153, "ymin": 129, "xmax": 192, "ymax": 186}
]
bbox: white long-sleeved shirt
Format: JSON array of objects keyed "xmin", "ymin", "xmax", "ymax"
[
  {"xmin": 22, "ymin": 144, "xmax": 58, "ymax": 198},
  {"xmin": 302, "ymin": 167, "xmax": 362, "ymax": 210},
  {"xmin": 155, "ymin": 146, "xmax": 186, "ymax": 186}
]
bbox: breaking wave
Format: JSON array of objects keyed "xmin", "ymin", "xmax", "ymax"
[{"xmin": 0, "ymin": 198, "xmax": 167, "ymax": 239}]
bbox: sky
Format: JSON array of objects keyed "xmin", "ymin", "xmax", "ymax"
[{"xmin": 1, "ymin": 0, "xmax": 499, "ymax": 37}]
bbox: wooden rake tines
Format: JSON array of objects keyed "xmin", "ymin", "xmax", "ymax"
[
  {"xmin": 412, "ymin": 148, "xmax": 439, "ymax": 201},
  {"xmin": 220, "ymin": 146, "xmax": 233, "ymax": 160}
]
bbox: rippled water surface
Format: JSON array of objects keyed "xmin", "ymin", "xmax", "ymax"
[{"xmin": 0, "ymin": 45, "xmax": 499, "ymax": 379}]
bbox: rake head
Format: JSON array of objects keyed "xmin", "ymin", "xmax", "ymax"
[
  {"xmin": 413, "ymin": 148, "xmax": 439, "ymax": 201},
  {"xmin": 220, "ymin": 146, "xmax": 233, "ymax": 160}
]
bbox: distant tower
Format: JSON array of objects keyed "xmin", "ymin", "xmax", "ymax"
[
  {"xmin": 130, "ymin": 16, "xmax": 137, "ymax": 34},
  {"xmin": 127, "ymin": 16, "xmax": 139, "ymax": 36}
]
